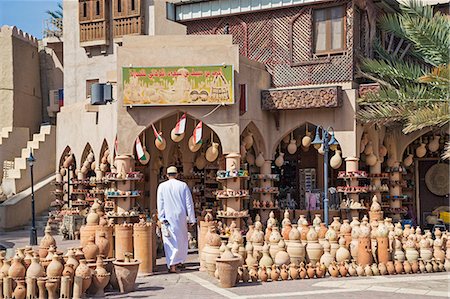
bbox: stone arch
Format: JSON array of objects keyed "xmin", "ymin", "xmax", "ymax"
[
  {"xmin": 81, "ymin": 143, "xmax": 94, "ymax": 164},
  {"xmin": 99, "ymin": 139, "xmax": 110, "ymax": 164},
  {"xmin": 59, "ymin": 146, "xmax": 76, "ymax": 169},
  {"xmin": 240, "ymin": 121, "xmax": 267, "ymax": 158}
]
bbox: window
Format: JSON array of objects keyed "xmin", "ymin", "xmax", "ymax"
[
  {"xmin": 83, "ymin": 2, "xmax": 87, "ymax": 18},
  {"xmin": 95, "ymin": 0, "xmax": 100, "ymax": 15},
  {"xmin": 117, "ymin": 0, "xmax": 122, "ymax": 12},
  {"xmin": 131, "ymin": 0, "xmax": 135, "ymax": 11},
  {"xmin": 313, "ymin": 6, "xmax": 345, "ymax": 54}
]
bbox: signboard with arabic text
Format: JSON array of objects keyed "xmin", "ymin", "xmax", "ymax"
[{"xmin": 122, "ymin": 65, "xmax": 234, "ymax": 106}]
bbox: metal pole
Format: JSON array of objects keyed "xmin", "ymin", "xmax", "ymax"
[
  {"xmin": 30, "ymin": 162, "xmax": 37, "ymax": 245},
  {"xmin": 323, "ymin": 129, "xmax": 330, "ymax": 227},
  {"xmin": 67, "ymin": 166, "xmax": 71, "ymax": 208}
]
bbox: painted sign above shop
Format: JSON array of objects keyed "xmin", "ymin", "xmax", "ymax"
[{"xmin": 122, "ymin": 65, "xmax": 234, "ymax": 106}]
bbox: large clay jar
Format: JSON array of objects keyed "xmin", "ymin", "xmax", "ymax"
[
  {"xmin": 318, "ymin": 223, "xmax": 328, "ymax": 241},
  {"xmin": 274, "ymin": 240, "xmax": 290, "ymax": 266},
  {"xmin": 335, "ymin": 237, "xmax": 351, "ymax": 263},
  {"xmin": 113, "ymin": 253, "xmax": 141, "ymax": 293},
  {"xmin": 405, "ymin": 237, "xmax": 419, "ymax": 263},
  {"xmin": 357, "ymin": 224, "xmax": 372, "ymax": 266},
  {"xmin": 26, "ymin": 255, "xmax": 44, "ymax": 278},
  {"xmin": 65, "ymin": 249, "xmax": 79, "ymax": 270},
  {"xmin": 96, "ymin": 232, "xmax": 110, "ymax": 259},
  {"xmin": 115, "ymin": 224, "xmax": 133, "ymax": 261},
  {"xmin": 39, "ymin": 224, "xmax": 56, "ymax": 258},
  {"xmin": 75, "ymin": 259, "xmax": 92, "ymax": 293},
  {"xmin": 376, "ymin": 223, "xmax": 390, "ymax": 264},
  {"xmin": 46, "ymin": 255, "xmax": 63, "ymax": 278},
  {"xmin": 8, "ymin": 255, "xmax": 26, "ymax": 279},
  {"xmin": 330, "ymin": 150, "xmax": 343, "ymax": 169},
  {"xmin": 92, "ymin": 256, "xmax": 111, "ymax": 297},
  {"xmin": 340, "ymin": 220, "xmax": 352, "ymax": 246},
  {"xmin": 320, "ymin": 241, "xmax": 334, "ymax": 267},
  {"xmin": 216, "ymin": 246, "xmax": 241, "ymax": 288},
  {"xmin": 204, "ymin": 227, "xmax": 221, "ymax": 277},
  {"xmin": 259, "ymin": 243, "xmax": 274, "ymax": 268},
  {"xmin": 286, "ymin": 225, "xmax": 305, "ymax": 264},
  {"xmin": 269, "ymin": 227, "xmax": 282, "ymax": 259},
  {"xmin": 326, "ymin": 227, "xmax": 339, "ymax": 258},
  {"xmin": 282, "ymin": 223, "xmax": 292, "ymax": 241},
  {"xmin": 306, "ymin": 226, "xmax": 323, "ymax": 264},
  {"xmin": 133, "ymin": 222, "xmax": 155, "ymax": 275},
  {"xmin": 83, "ymin": 235, "xmax": 99, "ymax": 261},
  {"xmin": 330, "ymin": 217, "xmax": 341, "ymax": 234}
]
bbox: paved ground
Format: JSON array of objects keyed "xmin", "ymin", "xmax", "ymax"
[{"xmin": 2, "ymin": 229, "xmax": 450, "ymax": 299}]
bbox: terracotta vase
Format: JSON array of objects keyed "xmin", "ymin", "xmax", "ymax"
[
  {"xmin": 133, "ymin": 223, "xmax": 154, "ymax": 275},
  {"xmin": 93, "ymin": 256, "xmax": 111, "ymax": 297},
  {"xmin": 26, "ymin": 255, "xmax": 44, "ymax": 278},
  {"xmin": 320, "ymin": 241, "xmax": 334, "ymax": 267},
  {"xmin": 335, "ymin": 238, "xmax": 350, "ymax": 263},
  {"xmin": 378, "ymin": 263, "xmax": 387, "ymax": 275},
  {"xmin": 65, "ymin": 249, "xmax": 79, "ymax": 270},
  {"xmin": 83, "ymin": 236, "xmax": 99, "ymax": 261},
  {"xmin": 306, "ymin": 264, "xmax": 315, "ymax": 278},
  {"xmin": 299, "ymin": 264, "xmax": 307, "ymax": 279},
  {"xmin": 259, "ymin": 266, "xmax": 269, "ymax": 282},
  {"xmin": 8, "ymin": 255, "xmax": 26, "ymax": 279},
  {"xmin": 274, "ymin": 153, "xmax": 284, "ymax": 168},
  {"xmin": 46, "ymin": 255, "xmax": 63, "ymax": 278},
  {"xmin": 75, "ymin": 259, "xmax": 92, "ymax": 293},
  {"xmin": 274, "ymin": 240, "xmax": 290, "ymax": 266},
  {"xmin": 318, "ymin": 223, "xmax": 328, "ymax": 240},
  {"xmin": 328, "ymin": 262, "xmax": 339, "ymax": 278},
  {"xmin": 249, "ymin": 264, "xmax": 258, "ymax": 282},
  {"xmin": 306, "ymin": 226, "xmax": 323, "ymax": 264},
  {"xmin": 270, "ymin": 265, "xmax": 279, "ymax": 281},
  {"xmin": 96, "ymin": 232, "xmax": 110, "ymax": 258},
  {"xmin": 386, "ymin": 261, "xmax": 395, "ymax": 275},
  {"xmin": 394, "ymin": 260, "xmax": 403, "ymax": 274},
  {"xmin": 286, "ymin": 240, "xmax": 305, "ymax": 264},
  {"xmin": 13, "ymin": 279, "xmax": 26, "ymax": 299},
  {"xmin": 259, "ymin": 244, "xmax": 274, "ymax": 268}
]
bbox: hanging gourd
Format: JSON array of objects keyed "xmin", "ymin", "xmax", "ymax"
[
  {"xmin": 206, "ymin": 132, "xmax": 219, "ymax": 162},
  {"xmin": 246, "ymin": 152, "xmax": 255, "ymax": 165},
  {"xmin": 275, "ymin": 145, "xmax": 284, "ymax": 168},
  {"xmin": 379, "ymin": 144, "xmax": 388, "ymax": 157},
  {"xmin": 330, "ymin": 150, "xmax": 342, "ymax": 169},
  {"xmin": 366, "ymin": 153, "xmax": 378, "ymax": 166},
  {"xmin": 364, "ymin": 141, "xmax": 374, "ymax": 155},
  {"xmin": 302, "ymin": 124, "xmax": 312, "ymax": 148},
  {"xmin": 195, "ymin": 153, "xmax": 207, "ymax": 170},
  {"xmin": 416, "ymin": 137, "xmax": 427, "ymax": 158},
  {"xmin": 287, "ymin": 132, "xmax": 297, "ymax": 155},
  {"xmin": 318, "ymin": 143, "xmax": 325, "ymax": 155},
  {"xmin": 255, "ymin": 152, "xmax": 265, "ymax": 167},
  {"xmin": 87, "ymin": 151, "xmax": 95, "ymax": 163},
  {"xmin": 282, "ymin": 134, "xmax": 290, "ymax": 144},
  {"xmin": 243, "ymin": 132, "xmax": 254, "ymax": 150},
  {"xmin": 403, "ymin": 147, "xmax": 414, "ymax": 167},
  {"xmin": 428, "ymin": 135, "xmax": 440, "ymax": 152}
]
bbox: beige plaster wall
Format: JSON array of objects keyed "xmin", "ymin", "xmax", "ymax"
[
  {"xmin": 0, "ymin": 27, "xmax": 14, "ymax": 131},
  {"xmin": 116, "ymin": 35, "xmax": 242, "ymax": 155},
  {"xmin": 0, "ymin": 127, "xmax": 29, "ymax": 182},
  {"xmin": 146, "ymin": 0, "xmax": 187, "ymax": 36}
]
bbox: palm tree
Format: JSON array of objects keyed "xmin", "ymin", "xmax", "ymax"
[
  {"xmin": 357, "ymin": 0, "xmax": 450, "ymax": 158},
  {"xmin": 46, "ymin": 2, "xmax": 63, "ymax": 31}
]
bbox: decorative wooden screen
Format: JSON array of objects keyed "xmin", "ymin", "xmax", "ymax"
[
  {"xmin": 112, "ymin": 0, "xmax": 144, "ymax": 39},
  {"xmin": 184, "ymin": 0, "xmax": 354, "ymax": 88},
  {"xmin": 79, "ymin": 0, "xmax": 109, "ymax": 46}
]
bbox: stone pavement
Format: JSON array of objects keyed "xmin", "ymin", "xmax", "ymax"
[{"xmin": 2, "ymin": 230, "xmax": 449, "ymax": 298}]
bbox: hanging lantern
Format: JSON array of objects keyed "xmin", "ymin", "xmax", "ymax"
[
  {"xmin": 255, "ymin": 152, "xmax": 265, "ymax": 167},
  {"xmin": 287, "ymin": 133, "xmax": 297, "ymax": 155},
  {"xmin": 275, "ymin": 152, "xmax": 285, "ymax": 168},
  {"xmin": 302, "ymin": 124, "xmax": 312, "ymax": 148},
  {"xmin": 246, "ymin": 152, "xmax": 255, "ymax": 165},
  {"xmin": 428, "ymin": 135, "xmax": 440, "ymax": 152},
  {"xmin": 328, "ymin": 130, "xmax": 339, "ymax": 151},
  {"xmin": 366, "ymin": 152, "xmax": 377, "ymax": 166},
  {"xmin": 188, "ymin": 135, "xmax": 202, "ymax": 153},
  {"xmin": 195, "ymin": 153, "xmax": 207, "ymax": 170},
  {"xmin": 171, "ymin": 128, "xmax": 185, "ymax": 143},
  {"xmin": 416, "ymin": 137, "xmax": 427, "ymax": 158},
  {"xmin": 312, "ymin": 126, "xmax": 322, "ymax": 150},
  {"xmin": 330, "ymin": 150, "xmax": 342, "ymax": 169},
  {"xmin": 379, "ymin": 144, "xmax": 388, "ymax": 157},
  {"xmin": 364, "ymin": 141, "xmax": 374, "ymax": 155},
  {"xmin": 243, "ymin": 133, "xmax": 254, "ymax": 150}
]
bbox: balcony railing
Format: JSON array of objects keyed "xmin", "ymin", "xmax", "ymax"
[
  {"xmin": 79, "ymin": 20, "xmax": 108, "ymax": 46},
  {"xmin": 113, "ymin": 16, "xmax": 143, "ymax": 38}
]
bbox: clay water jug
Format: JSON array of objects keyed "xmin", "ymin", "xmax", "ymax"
[
  {"xmin": 289, "ymin": 263, "xmax": 298, "ymax": 280},
  {"xmin": 274, "ymin": 153, "xmax": 284, "ymax": 168},
  {"xmin": 394, "ymin": 260, "xmax": 403, "ymax": 274},
  {"xmin": 280, "ymin": 264, "xmax": 289, "ymax": 280},
  {"xmin": 270, "ymin": 264, "xmax": 279, "ymax": 281},
  {"xmin": 26, "ymin": 255, "xmax": 44, "ymax": 278},
  {"xmin": 274, "ymin": 240, "xmax": 290, "ymax": 266},
  {"xmin": 428, "ymin": 135, "xmax": 440, "ymax": 152},
  {"xmin": 378, "ymin": 263, "xmax": 387, "ymax": 275},
  {"xmin": 306, "ymin": 263, "xmax": 315, "ymax": 278},
  {"xmin": 96, "ymin": 232, "xmax": 110, "ymax": 257},
  {"xmin": 13, "ymin": 279, "xmax": 26, "ymax": 299},
  {"xmin": 348, "ymin": 262, "xmax": 357, "ymax": 276},
  {"xmin": 320, "ymin": 241, "xmax": 334, "ymax": 267},
  {"xmin": 330, "ymin": 150, "xmax": 342, "ymax": 169},
  {"xmin": 302, "ymin": 130, "xmax": 312, "ymax": 148},
  {"xmin": 403, "ymin": 154, "xmax": 413, "ymax": 167},
  {"xmin": 287, "ymin": 139, "xmax": 297, "ymax": 155},
  {"xmin": 259, "ymin": 243, "xmax": 274, "ymax": 268},
  {"xmin": 316, "ymin": 262, "xmax": 326, "ymax": 278},
  {"xmin": 416, "ymin": 142, "xmax": 427, "ymax": 157},
  {"xmin": 339, "ymin": 262, "xmax": 349, "ymax": 277},
  {"xmin": 299, "ymin": 263, "xmax": 307, "ymax": 279},
  {"xmin": 259, "ymin": 266, "xmax": 268, "ymax": 282},
  {"xmin": 83, "ymin": 236, "xmax": 99, "ymax": 261},
  {"xmin": 306, "ymin": 226, "xmax": 323, "ymax": 264},
  {"xmin": 8, "ymin": 255, "xmax": 26, "ymax": 279},
  {"xmin": 206, "ymin": 142, "xmax": 219, "ymax": 162},
  {"xmin": 255, "ymin": 153, "xmax": 265, "ymax": 168},
  {"xmin": 335, "ymin": 237, "xmax": 350, "ymax": 263},
  {"xmin": 386, "ymin": 261, "xmax": 395, "ymax": 275},
  {"xmin": 46, "ymin": 255, "xmax": 63, "ymax": 278},
  {"xmin": 40, "ymin": 224, "xmax": 56, "ymax": 250}
]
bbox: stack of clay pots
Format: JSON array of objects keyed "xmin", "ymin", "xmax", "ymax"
[{"xmin": 210, "ymin": 210, "xmax": 450, "ymax": 287}]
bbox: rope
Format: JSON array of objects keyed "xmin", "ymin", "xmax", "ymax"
[{"xmin": 200, "ymin": 103, "xmax": 225, "ymax": 118}]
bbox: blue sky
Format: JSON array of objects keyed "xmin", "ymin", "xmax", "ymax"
[{"xmin": 0, "ymin": 0, "xmax": 60, "ymax": 39}]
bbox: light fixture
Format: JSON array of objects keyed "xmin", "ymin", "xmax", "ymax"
[
  {"xmin": 328, "ymin": 129, "xmax": 339, "ymax": 151},
  {"xmin": 312, "ymin": 126, "xmax": 322, "ymax": 150}
]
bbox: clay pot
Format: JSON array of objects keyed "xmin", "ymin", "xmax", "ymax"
[
  {"xmin": 306, "ymin": 264, "xmax": 315, "ymax": 278},
  {"xmin": 8, "ymin": 255, "xmax": 26, "ymax": 279},
  {"xmin": 113, "ymin": 255, "xmax": 141, "ymax": 293},
  {"xmin": 280, "ymin": 264, "xmax": 289, "ymax": 280},
  {"xmin": 357, "ymin": 237, "xmax": 372, "ymax": 266},
  {"xmin": 259, "ymin": 244, "xmax": 274, "ymax": 268},
  {"xmin": 274, "ymin": 240, "xmax": 290, "ymax": 266},
  {"xmin": 259, "ymin": 266, "xmax": 269, "ymax": 282},
  {"xmin": 287, "ymin": 139, "xmax": 297, "ymax": 155},
  {"xmin": 45, "ymin": 278, "xmax": 59, "ymax": 299},
  {"xmin": 96, "ymin": 232, "xmax": 110, "ymax": 258},
  {"xmin": 377, "ymin": 237, "xmax": 390, "ymax": 264},
  {"xmin": 315, "ymin": 263, "xmax": 326, "ymax": 278},
  {"xmin": 348, "ymin": 262, "xmax": 357, "ymax": 276},
  {"xmin": 75, "ymin": 259, "xmax": 92, "ymax": 293},
  {"xmin": 26, "ymin": 255, "xmax": 44, "ymax": 278},
  {"xmin": 299, "ymin": 264, "xmax": 307, "ymax": 279},
  {"xmin": 270, "ymin": 265, "xmax": 279, "ymax": 281},
  {"xmin": 83, "ymin": 236, "xmax": 99, "ymax": 261},
  {"xmin": 255, "ymin": 153, "xmax": 265, "ymax": 168},
  {"xmin": 40, "ymin": 224, "xmax": 56, "ymax": 251},
  {"xmin": 274, "ymin": 153, "xmax": 284, "ymax": 168},
  {"xmin": 386, "ymin": 261, "xmax": 395, "ymax": 275},
  {"xmin": 46, "ymin": 255, "xmax": 63, "ymax": 278},
  {"xmin": 416, "ymin": 143, "xmax": 427, "ymax": 158},
  {"xmin": 93, "ymin": 257, "xmax": 111, "ymax": 297},
  {"xmin": 216, "ymin": 253, "xmax": 241, "ymax": 288},
  {"xmin": 328, "ymin": 262, "xmax": 339, "ymax": 277},
  {"xmin": 335, "ymin": 238, "xmax": 350, "ymax": 263},
  {"xmin": 249, "ymin": 264, "xmax": 258, "ymax": 282},
  {"xmin": 330, "ymin": 217, "xmax": 341, "ymax": 233},
  {"xmin": 330, "ymin": 150, "xmax": 342, "ymax": 169},
  {"xmin": 318, "ymin": 223, "xmax": 328, "ymax": 240},
  {"xmin": 320, "ymin": 241, "xmax": 334, "ymax": 267},
  {"xmin": 411, "ymin": 260, "xmax": 419, "ymax": 273},
  {"xmin": 378, "ymin": 263, "xmax": 387, "ymax": 275},
  {"xmin": 394, "ymin": 260, "xmax": 403, "ymax": 274},
  {"xmin": 65, "ymin": 249, "xmax": 79, "ymax": 270},
  {"xmin": 13, "ymin": 279, "xmax": 26, "ymax": 299},
  {"xmin": 289, "ymin": 263, "xmax": 298, "ymax": 280},
  {"xmin": 306, "ymin": 226, "xmax": 323, "ymax": 264},
  {"xmin": 286, "ymin": 241, "xmax": 305, "ymax": 265}
]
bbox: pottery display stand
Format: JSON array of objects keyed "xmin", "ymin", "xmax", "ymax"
[
  {"xmin": 216, "ymin": 153, "xmax": 249, "ymax": 229},
  {"xmin": 388, "ymin": 163, "xmax": 402, "ymax": 222},
  {"xmin": 339, "ymin": 158, "xmax": 368, "ymax": 222},
  {"xmin": 251, "ymin": 161, "xmax": 279, "ymax": 224}
]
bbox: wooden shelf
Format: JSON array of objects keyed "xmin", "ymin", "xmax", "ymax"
[
  {"xmin": 217, "ymin": 214, "xmax": 250, "ymax": 219},
  {"xmin": 216, "ymin": 176, "xmax": 249, "ymax": 181},
  {"xmin": 106, "ymin": 194, "xmax": 140, "ymax": 199}
]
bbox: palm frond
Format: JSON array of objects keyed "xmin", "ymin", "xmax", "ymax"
[
  {"xmin": 419, "ymin": 64, "xmax": 450, "ymax": 89},
  {"xmin": 402, "ymin": 103, "xmax": 450, "ymax": 133},
  {"xmin": 442, "ymin": 142, "xmax": 450, "ymax": 160}
]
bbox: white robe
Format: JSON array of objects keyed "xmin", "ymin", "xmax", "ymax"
[{"xmin": 157, "ymin": 178, "xmax": 196, "ymax": 268}]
